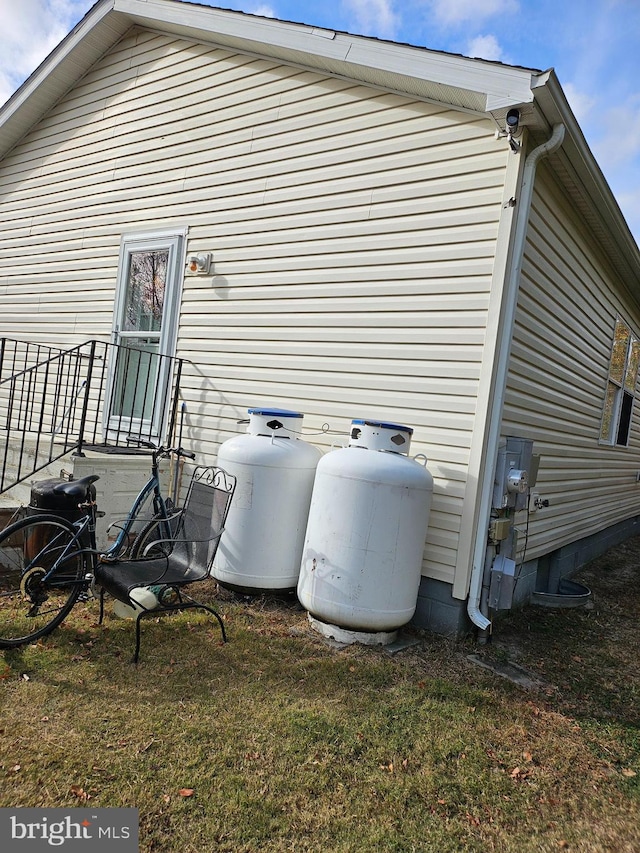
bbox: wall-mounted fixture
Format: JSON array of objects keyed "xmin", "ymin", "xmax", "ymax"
[
  {"xmin": 505, "ymin": 108, "xmax": 520, "ymax": 134},
  {"xmin": 186, "ymin": 253, "xmax": 212, "ymax": 275},
  {"xmin": 495, "ymin": 107, "xmax": 522, "ymax": 153}
]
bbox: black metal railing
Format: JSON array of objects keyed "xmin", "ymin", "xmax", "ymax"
[
  {"xmin": 0, "ymin": 339, "xmax": 183, "ymax": 493},
  {"xmin": 0, "ymin": 339, "xmax": 72, "ymax": 385}
]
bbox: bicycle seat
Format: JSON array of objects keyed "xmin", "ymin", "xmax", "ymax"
[{"xmin": 53, "ymin": 474, "xmax": 100, "ymax": 501}]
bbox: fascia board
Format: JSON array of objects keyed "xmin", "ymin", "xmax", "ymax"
[
  {"xmin": 0, "ymin": 0, "xmax": 538, "ymax": 159},
  {"xmin": 0, "ymin": 0, "xmax": 129, "ymax": 158},
  {"xmin": 115, "ymin": 0, "xmax": 349, "ymax": 58},
  {"xmin": 114, "ymin": 0, "xmax": 536, "ymax": 108},
  {"xmin": 1, "ymin": 0, "xmax": 114, "ymax": 118},
  {"xmin": 532, "ymin": 70, "xmax": 640, "ymax": 286},
  {"xmin": 0, "ymin": 0, "xmax": 532, "ymax": 158},
  {"xmin": 344, "ymin": 41, "xmax": 535, "ymax": 109}
]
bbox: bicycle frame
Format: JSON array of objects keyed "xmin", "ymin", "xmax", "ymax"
[
  {"xmin": 34, "ymin": 514, "xmax": 95, "ymax": 588},
  {"xmin": 102, "ymin": 442, "xmax": 188, "ymax": 559},
  {"xmin": 103, "ymin": 468, "xmax": 168, "ymax": 559},
  {"xmin": 38, "ymin": 444, "xmax": 190, "ymax": 587}
]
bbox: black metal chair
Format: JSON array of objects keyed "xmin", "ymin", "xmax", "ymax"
[{"xmin": 95, "ymin": 465, "xmax": 236, "ymax": 662}]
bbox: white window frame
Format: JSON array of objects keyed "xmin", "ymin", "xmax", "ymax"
[
  {"xmin": 600, "ymin": 316, "xmax": 640, "ymax": 447},
  {"xmin": 106, "ymin": 228, "xmax": 187, "ymax": 441}
]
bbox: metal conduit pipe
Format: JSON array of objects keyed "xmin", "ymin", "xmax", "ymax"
[{"xmin": 467, "ymin": 122, "xmax": 566, "ymax": 632}]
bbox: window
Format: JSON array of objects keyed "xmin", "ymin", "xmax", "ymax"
[
  {"xmin": 107, "ymin": 229, "xmax": 187, "ymax": 440},
  {"xmin": 600, "ymin": 317, "xmax": 640, "ymax": 446}
]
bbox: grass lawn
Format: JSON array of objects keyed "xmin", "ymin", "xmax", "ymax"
[{"xmin": 1, "ymin": 539, "xmax": 639, "ymax": 852}]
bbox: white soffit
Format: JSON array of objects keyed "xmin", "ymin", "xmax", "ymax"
[{"xmin": 116, "ymin": 0, "xmax": 536, "ymax": 112}]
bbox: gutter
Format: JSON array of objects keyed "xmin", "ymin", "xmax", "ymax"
[{"xmin": 467, "ymin": 122, "xmax": 566, "ymax": 631}]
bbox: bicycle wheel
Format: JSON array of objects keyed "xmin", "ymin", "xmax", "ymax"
[
  {"xmin": 131, "ymin": 512, "xmax": 181, "ymax": 559},
  {"xmin": 0, "ymin": 514, "xmax": 86, "ymax": 647}
]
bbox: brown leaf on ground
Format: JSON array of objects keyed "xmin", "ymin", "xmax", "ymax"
[{"xmin": 70, "ymin": 784, "xmax": 89, "ymax": 800}]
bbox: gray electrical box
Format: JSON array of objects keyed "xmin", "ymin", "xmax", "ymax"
[{"xmin": 488, "ymin": 554, "xmax": 517, "ymax": 610}]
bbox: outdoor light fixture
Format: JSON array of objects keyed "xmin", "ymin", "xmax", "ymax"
[{"xmin": 187, "ymin": 253, "xmax": 212, "ymax": 274}]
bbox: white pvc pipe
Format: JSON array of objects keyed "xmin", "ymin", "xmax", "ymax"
[{"xmin": 467, "ymin": 123, "xmax": 566, "ymax": 631}]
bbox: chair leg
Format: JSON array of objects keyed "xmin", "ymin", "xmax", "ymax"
[
  {"xmin": 130, "ymin": 601, "xmax": 226, "ymax": 664},
  {"xmin": 168, "ymin": 600, "xmax": 227, "ymax": 643},
  {"xmin": 133, "ymin": 613, "xmax": 143, "ymax": 664},
  {"xmin": 98, "ymin": 588, "xmax": 105, "ymax": 625},
  {"xmin": 208, "ymin": 607, "xmax": 227, "ymax": 643}
]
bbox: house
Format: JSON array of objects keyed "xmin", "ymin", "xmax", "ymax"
[{"xmin": 1, "ymin": 0, "xmax": 640, "ymax": 636}]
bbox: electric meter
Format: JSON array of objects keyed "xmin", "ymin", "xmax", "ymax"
[{"xmin": 507, "ymin": 469, "xmax": 528, "ymax": 494}]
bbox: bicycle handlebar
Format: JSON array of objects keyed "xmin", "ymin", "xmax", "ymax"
[
  {"xmin": 125, "ymin": 436, "xmax": 195, "ymax": 460},
  {"xmin": 164, "ymin": 446, "xmax": 196, "ymax": 460}
]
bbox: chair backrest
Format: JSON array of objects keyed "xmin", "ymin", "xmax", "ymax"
[{"xmin": 176, "ymin": 466, "xmax": 236, "ymax": 575}]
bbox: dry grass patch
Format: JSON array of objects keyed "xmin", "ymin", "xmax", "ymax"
[{"xmin": 1, "ymin": 549, "xmax": 639, "ymax": 852}]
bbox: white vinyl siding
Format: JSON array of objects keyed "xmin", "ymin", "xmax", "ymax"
[
  {"xmin": 0, "ymin": 29, "xmax": 510, "ymax": 586},
  {"xmin": 503, "ymin": 163, "xmax": 640, "ymax": 559}
]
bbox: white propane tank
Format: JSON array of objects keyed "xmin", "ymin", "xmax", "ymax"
[
  {"xmin": 297, "ymin": 419, "xmax": 433, "ymax": 637},
  {"xmin": 211, "ymin": 408, "xmax": 322, "ymax": 593}
]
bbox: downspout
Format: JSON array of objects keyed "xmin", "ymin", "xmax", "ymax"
[{"xmin": 467, "ymin": 122, "xmax": 566, "ymax": 631}]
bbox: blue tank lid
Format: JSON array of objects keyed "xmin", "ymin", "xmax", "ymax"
[
  {"xmin": 351, "ymin": 419, "xmax": 413, "ymax": 434},
  {"xmin": 248, "ymin": 408, "xmax": 304, "ymax": 418}
]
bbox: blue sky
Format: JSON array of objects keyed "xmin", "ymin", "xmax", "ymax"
[{"xmin": 1, "ymin": 0, "xmax": 639, "ymax": 241}]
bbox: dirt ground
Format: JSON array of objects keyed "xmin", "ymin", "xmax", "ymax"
[{"xmin": 477, "ymin": 534, "xmax": 640, "ymax": 729}]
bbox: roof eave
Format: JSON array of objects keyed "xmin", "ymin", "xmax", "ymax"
[
  {"xmin": 0, "ymin": 1, "xmax": 131, "ymax": 158},
  {"xmin": 117, "ymin": 0, "xmax": 538, "ymax": 110},
  {"xmin": 0, "ymin": 0, "xmax": 538, "ymax": 162},
  {"xmin": 0, "ymin": 0, "xmax": 638, "ymax": 290},
  {"xmin": 530, "ymin": 70, "xmax": 640, "ymax": 294}
]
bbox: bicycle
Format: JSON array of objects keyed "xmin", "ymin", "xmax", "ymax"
[
  {"xmin": 110, "ymin": 439, "xmax": 195, "ymax": 560},
  {"xmin": 0, "ymin": 442, "xmax": 195, "ymax": 648}
]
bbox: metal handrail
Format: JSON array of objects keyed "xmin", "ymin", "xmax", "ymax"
[
  {"xmin": 0, "ymin": 339, "xmax": 74, "ymax": 384},
  {"xmin": 0, "ymin": 339, "xmax": 184, "ymax": 494}
]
